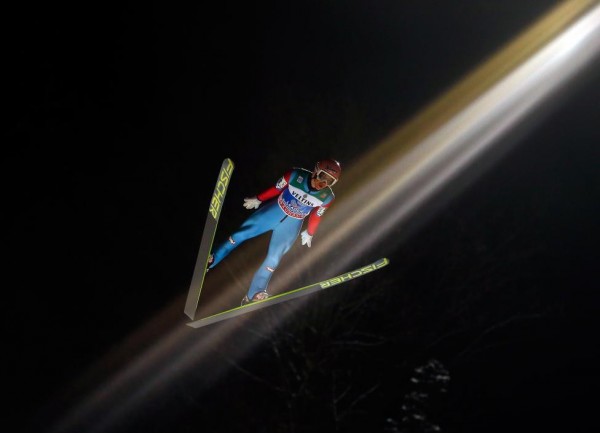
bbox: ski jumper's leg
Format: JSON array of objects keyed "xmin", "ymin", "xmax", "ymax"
[
  {"xmin": 246, "ymin": 216, "xmax": 302, "ymax": 299},
  {"xmin": 209, "ymin": 201, "xmax": 280, "ymax": 269}
]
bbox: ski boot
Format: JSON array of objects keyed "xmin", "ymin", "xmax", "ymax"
[{"xmin": 240, "ymin": 290, "xmax": 269, "ymax": 306}]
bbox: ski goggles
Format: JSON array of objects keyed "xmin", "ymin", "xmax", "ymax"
[{"xmin": 314, "ymin": 169, "xmax": 338, "ymax": 186}]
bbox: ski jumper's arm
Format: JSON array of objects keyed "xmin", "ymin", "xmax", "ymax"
[
  {"xmin": 256, "ymin": 170, "xmax": 292, "ymax": 202},
  {"xmin": 305, "ymin": 200, "xmax": 333, "ymax": 236}
]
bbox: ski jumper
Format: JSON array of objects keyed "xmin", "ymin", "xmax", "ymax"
[{"xmin": 208, "ymin": 168, "xmax": 335, "ymax": 299}]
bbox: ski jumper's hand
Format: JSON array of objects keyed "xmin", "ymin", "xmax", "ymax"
[
  {"xmin": 301, "ymin": 230, "xmax": 313, "ymax": 248},
  {"xmin": 243, "ymin": 197, "xmax": 261, "ymax": 209}
]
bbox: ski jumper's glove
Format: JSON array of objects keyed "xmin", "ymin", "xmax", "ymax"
[
  {"xmin": 243, "ymin": 197, "xmax": 261, "ymax": 209},
  {"xmin": 301, "ymin": 230, "xmax": 313, "ymax": 248}
]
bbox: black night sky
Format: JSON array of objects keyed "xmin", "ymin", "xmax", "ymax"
[{"xmin": 6, "ymin": 1, "xmax": 599, "ymax": 433}]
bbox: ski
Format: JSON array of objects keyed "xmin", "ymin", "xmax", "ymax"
[
  {"xmin": 184, "ymin": 158, "xmax": 235, "ymax": 319},
  {"xmin": 186, "ymin": 257, "xmax": 389, "ymax": 328}
]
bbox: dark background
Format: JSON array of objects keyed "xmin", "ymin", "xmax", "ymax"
[{"xmin": 6, "ymin": 1, "xmax": 599, "ymax": 432}]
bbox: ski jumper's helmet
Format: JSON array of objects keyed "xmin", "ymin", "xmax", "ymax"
[{"xmin": 314, "ymin": 158, "xmax": 341, "ymax": 186}]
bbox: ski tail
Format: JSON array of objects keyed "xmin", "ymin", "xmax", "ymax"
[
  {"xmin": 184, "ymin": 158, "xmax": 234, "ymax": 319},
  {"xmin": 186, "ymin": 257, "xmax": 390, "ymax": 328}
]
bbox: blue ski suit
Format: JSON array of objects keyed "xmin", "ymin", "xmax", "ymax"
[{"xmin": 208, "ymin": 167, "xmax": 335, "ymax": 300}]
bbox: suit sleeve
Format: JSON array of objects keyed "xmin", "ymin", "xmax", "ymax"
[
  {"xmin": 256, "ymin": 170, "xmax": 292, "ymax": 202},
  {"xmin": 305, "ymin": 200, "xmax": 333, "ymax": 236}
]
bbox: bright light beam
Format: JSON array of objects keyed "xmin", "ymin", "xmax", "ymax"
[
  {"xmin": 306, "ymin": 0, "xmax": 600, "ymax": 281},
  {"xmin": 49, "ymin": 1, "xmax": 600, "ymax": 432}
]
